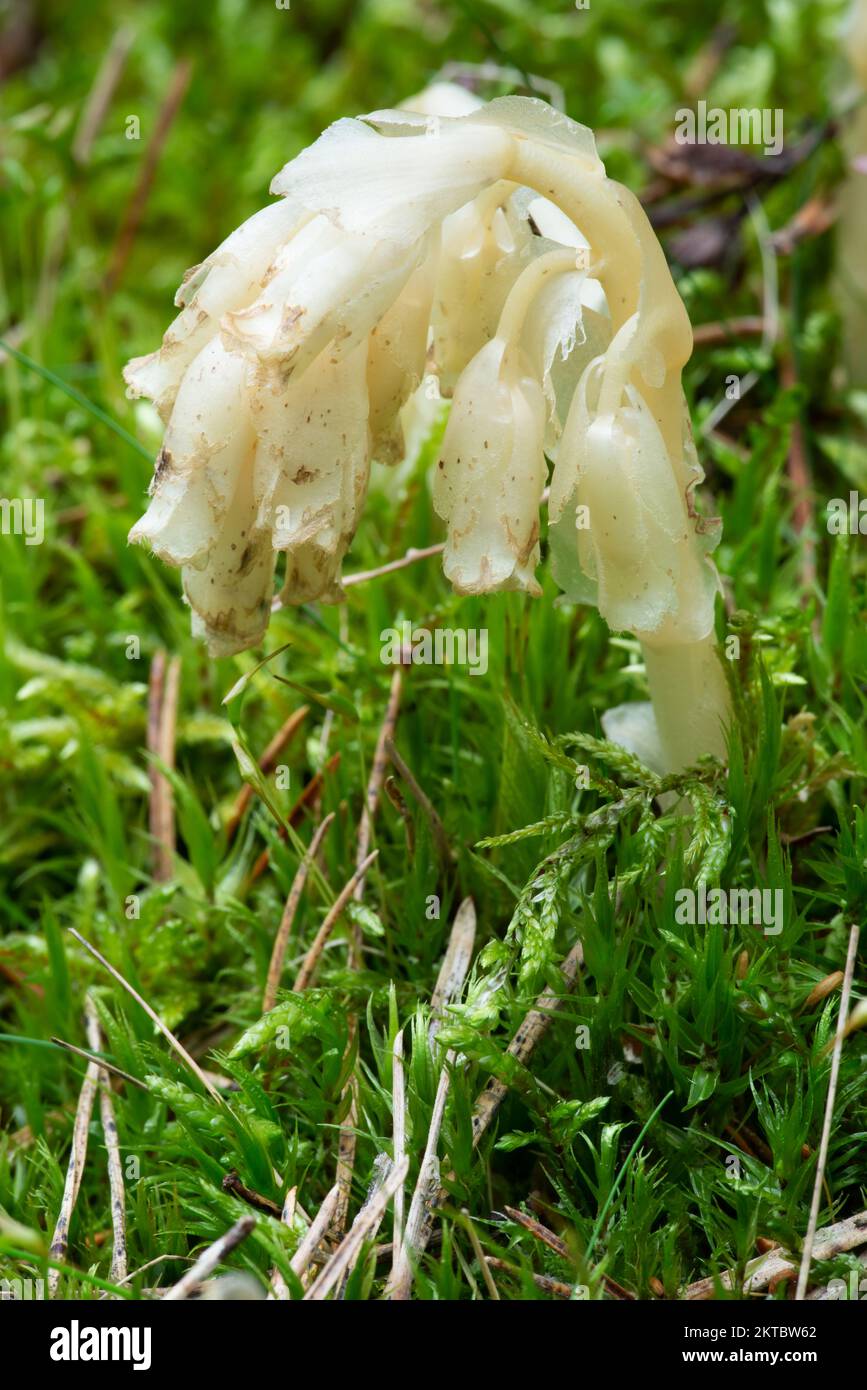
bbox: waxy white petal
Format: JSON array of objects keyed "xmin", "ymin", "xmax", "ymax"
[
  {"xmin": 252, "ymin": 341, "xmax": 371, "ymax": 604},
  {"xmin": 182, "ymin": 485, "xmax": 276, "ymax": 658},
  {"xmin": 224, "ymin": 216, "xmax": 427, "ymax": 381},
  {"xmin": 434, "ymin": 337, "xmax": 547, "ymax": 595},
  {"xmin": 270, "ymin": 113, "xmax": 514, "ymax": 245},
  {"xmin": 124, "ymin": 198, "xmax": 303, "ymax": 419},
  {"xmin": 129, "ymin": 337, "xmax": 255, "ymax": 567},
  {"xmin": 551, "ymin": 373, "xmax": 717, "ymax": 642},
  {"xmin": 399, "ymin": 82, "xmax": 483, "ymax": 118},
  {"xmin": 431, "ymin": 184, "xmax": 535, "ymax": 395},
  {"xmin": 367, "ymin": 247, "xmax": 439, "ymax": 463}
]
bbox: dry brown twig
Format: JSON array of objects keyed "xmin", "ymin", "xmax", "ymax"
[
  {"xmin": 290, "ymin": 1183, "xmax": 340, "ymax": 1287},
  {"xmin": 47, "ymin": 1000, "xmax": 101, "ymax": 1296},
  {"xmin": 104, "ymin": 57, "xmax": 193, "ymax": 293},
  {"xmin": 686, "ymin": 1207, "xmax": 867, "ymax": 1299},
  {"xmin": 221, "ymin": 1171, "xmax": 282, "ymax": 1218},
  {"xmin": 503, "ymin": 1203, "xmax": 635, "ymax": 1300},
  {"xmin": 429, "ymin": 898, "xmax": 476, "ymax": 1030},
  {"xmin": 226, "ymin": 705, "xmax": 310, "ymax": 843},
  {"xmin": 292, "ymin": 849, "xmax": 379, "ymax": 992},
  {"xmin": 84, "ymin": 999, "xmax": 128, "ymax": 1287},
  {"xmin": 384, "ymin": 775, "xmax": 414, "ymax": 853},
  {"xmin": 504, "ymin": 1204, "xmax": 569, "ymax": 1258},
  {"xmin": 343, "ymin": 543, "xmax": 445, "ymax": 588},
  {"xmin": 72, "ymin": 25, "xmax": 136, "ymax": 164},
  {"xmin": 692, "ymin": 315, "xmax": 766, "ymax": 346},
  {"xmin": 770, "ymin": 196, "xmax": 837, "ymax": 257},
  {"xmin": 263, "ymin": 811, "xmax": 335, "ymax": 1012},
  {"xmin": 387, "ymin": 900, "xmax": 477, "ymax": 1300},
  {"xmin": 336, "ymin": 1153, "xmax": 397, "ymax": 1297},
  {"xmin": 304, "ymin": 1158, "xmax": 409, "ymax": 1301},
  {"xmin": 795, "ymin": 923, "xmax": 861, "ymax": 1299},
  {"xmin": 342, "ymin": 492, "xmax": 549, "ymax": 590},
  {"xmin": 387, "ymin": 1059, "xmax": 453, "ymax": 1300},
  {"xmin": 68, "ymin": 926, "xmax": 223, "ymax": 1105},
  {"xmin": 485, "ymin": 1256, "xmax": 572, "ymax": 1298}
]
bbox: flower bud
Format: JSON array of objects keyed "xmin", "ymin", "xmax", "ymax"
[
  {"xmin": 549, "ymin": 367, "xmax": 718, "ymax": 644},
  {"xmin": 255, "ymin": 341, "xmax": 371, "ymax": 606},
  {"xmin": 434, "ymin": 337, "xmax": 547, "ymax": 594}
]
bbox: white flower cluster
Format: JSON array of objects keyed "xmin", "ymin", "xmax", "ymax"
[{"xmin": 126, "ymin": 83, "xmax": 729, "ymax": 769}]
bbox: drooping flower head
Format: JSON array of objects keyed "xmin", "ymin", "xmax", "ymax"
[{"xmin": 126, "ymin": 85, "xmax": 728, "ymax": 770}]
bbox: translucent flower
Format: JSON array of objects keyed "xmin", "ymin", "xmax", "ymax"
[
  {"xmin": 431, "ymin": 183, "xmax": 535, "ymax": 395},
  {"xmin": 433, "ymin": 336, "xmax": 547, "ymax": 595},
  {"xmin": 269, "ymin": 107, "xmax": 515, "ymax": 246},
  {"xmin": 549, "ymin": 363, "xmax": 719, "ymax": 645},
  {"xmin": 257, "ymin": 341, "xmax": 371, "ymax": 607},
  {"xmin": 221, "ymin": 216, "xmax": 429, "ymax": 383},
  {"xmin": 126, "ymin": 89, "xmax": 729, "ymax": 770},
  {"xmin": 366, "ymin": 250, "xmax": 439, "ymax": 465},
  {"xmin": 124, "ymin": 198, "xmax": 304, "ymax": 421}
]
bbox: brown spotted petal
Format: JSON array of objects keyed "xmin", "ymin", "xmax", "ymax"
[
  {"xmin": 433, "ymin": 337, "xmax": 547, "ymax": 596},
  {"xmin": 254, "ymin": 339, "xmax": 371, "ymax": 606}
]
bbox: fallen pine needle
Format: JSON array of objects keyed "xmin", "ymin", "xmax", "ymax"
[
  {"xmin": 290, "ymin": 1183, "xmax": 341, "ymax": 1286},
  {"xmin": 292, "ymin": 850, "xmax": 379, "ymax": 991},
  {"xmin": 795, "ymin": 922, "xmax": 861, "ymax": 1299},
  {"xmin": 391, "ymin": 1030, "xmax": 406, "ymax": 1288},
  {"xmin": 263, "ymin": 811, "xmax": 335, "ymax": 1011},
  {"xmin": 68, "ymin": 927, "xmax": 223, "ymax": 1104},
  {"xmin": 85, "ymin": 999, "xmax": 127, "ymax": 1286},
  {"xmin": 305, "ymin": 1157, "xmax": 408, "ymax": 1301},
  {"xmin": 686, "ymin": 1207, "xmax": 867, "ymax": 1299},
  {"xmin": 48, "ymin": 998, "xmax": 101, "ymax": 1296}
]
